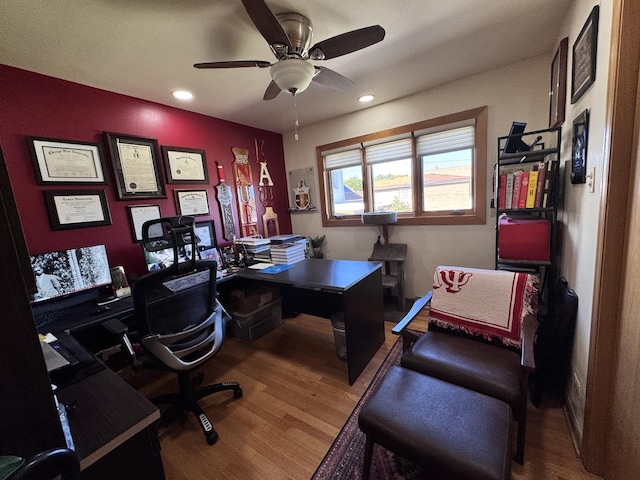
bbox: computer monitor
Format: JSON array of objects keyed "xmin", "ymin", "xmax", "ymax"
[{"xmin": 29, "ymin": 244, "xmax": 112, "ymax": 304}]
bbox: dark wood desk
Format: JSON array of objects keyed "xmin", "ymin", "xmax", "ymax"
[
  {"xmin": 237, "ymin": 258, "xmax": 385, "ymax": 385},
  {"xmin": 56, "ymin": 367, "xmax": 164, "ymax": 479}
]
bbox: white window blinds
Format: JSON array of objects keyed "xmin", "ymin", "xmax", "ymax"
[
  {"xmin": 323, "ymin": 148, "xmax": 362, "ymax": 169},
  {"xmin": 416, "ymin": 126, "xmax": 475, "ymax": 156},
  {"xmin": 365, "ymin": 138, "xmax": 412, "ymax": 165}
]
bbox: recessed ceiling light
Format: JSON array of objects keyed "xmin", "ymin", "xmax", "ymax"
[
  {"xmin": 358, "ymin": 94, "xmax": 375, "ymax": 103},
  {"xmin": 171, "ymin": 90, "xmax": 194, "ymax": 101}
]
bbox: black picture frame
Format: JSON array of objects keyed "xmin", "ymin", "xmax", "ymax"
[
  {"xmin": 43, "ymin": 189, "xmax": 112, "ymax": 230},
  {"xmin": 194, "ymin": 220, "xmax": 217, "ymax": 250},
  {"xmin": 127, "ymin": 204, "xmax": 161, "ymax": 242},
  {"xmin": 571, "ymin": 109, "xmax": 589, "ymax": 184},
  {"xmin": 549, "ymin": 37, "xmax": 568, "ymax": 128},
  {"xmin": 27, "ymin": 136, "xmax": 108, "ymax": 185},
  {"xmin": 571, "ymin": 6, "xmax": 599, "ymax": 104},
  {"xmin": 174, "ymin": 189, "xmax": 210, "ymax": 216},
  {"xmin": 161, "ymin": 146, "xmax": 209, "ymax": 184},
  {"xmin": 104, "ymin": 132, "xmax": 165, "ymax": 199}
]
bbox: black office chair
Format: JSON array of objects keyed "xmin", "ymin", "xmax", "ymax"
[
  {"xmin": 2, "ymin": 448, "xmax": 80, "ymax": 480},
  {"xmin": 118, "ymin": 216, "xmax": 242, "ymax": 445}
]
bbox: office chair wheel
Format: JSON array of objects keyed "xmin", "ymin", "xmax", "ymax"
[
  {"xmin": 233, "ymin": 387, "xmax": 243, "ymax": 399},
  {"xmin": 206, "ymin": 430, "xmax": 219, "ymax": 445}
]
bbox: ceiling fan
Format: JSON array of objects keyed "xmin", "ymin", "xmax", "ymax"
[{"xmin": 194, "ymin": 0, "xmax": 385, "ymax": 100}]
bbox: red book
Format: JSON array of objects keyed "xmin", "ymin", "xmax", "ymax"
[
  {"xmin": 499, "ymin": 174, "xmax": 507, "ymax": 209},
  {"xmin": 534, "ymin": 161, "xmax": 546, "ymax": 207},
  {"xmin": 518, "ymin": 171, "xmax": 529, "ymax": 209},
  {"xmin": 511, "ymin": 171, "xmax": 523, "ymax": 209}
]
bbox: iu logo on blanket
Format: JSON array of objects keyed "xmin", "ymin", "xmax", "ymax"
[{"xmin": 434, "ymin": 270, "xmax": 472, "ymax": 293}]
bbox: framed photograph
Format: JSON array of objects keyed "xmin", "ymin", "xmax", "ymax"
[
  {"xmin": 27, "ymin": 136, "xmax": 107, "ymax": 184},
  {"xmin": 104, "ymin": 132, "xmax": 165, "ymax": 199},
  {"xmin": 200, "ymin": 247, "xmax": 223, "ymax": 270},
  {"xmin": 571, "ymin": 6, "xmax": 599, "ymax": 104},
  {"xmin": 571, "ymin": 109, "xmax": 589, "ymax": 184},
  {"xmin": 549, "ymin": 37, "xmax": 568, "ymax": 128},
  {"xmin": 127, "ymin": 204, "xmax": 161, "ymax": 242},
  {"xmin": 175, "ymin": 189, "xmax": 210, "ymax": 216},
  {"xmin": 43, "ymin": 189, "xmax": 112, "ymax": 230},
  {"xmin": 194, "ymin": 220, "xmax": 217, "ymax": 249},
  {"xmin": 161, "ymin": 146, "xmax": 209, "ymax": 184}
]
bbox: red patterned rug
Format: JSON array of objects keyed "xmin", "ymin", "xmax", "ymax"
[{"xmin": 311, "ymin": 336, "xmax": 424, "ymax": 479}]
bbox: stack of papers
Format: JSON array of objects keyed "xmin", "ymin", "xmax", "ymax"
[{"xmin": 270, "ymin": 241, "xmax": 306, "ymax": 264}]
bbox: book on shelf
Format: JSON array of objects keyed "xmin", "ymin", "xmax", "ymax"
[
  {"xmin": 499, "ymin": 158, "xmax": 556, "ymax": 210},
  {"xmin": 525, "ymin": 169, "xmax": 538, "ymax": 208},
  {"xmin": 499, "ymin": 173, "xmax": 507, "ymax": 210},
  {"xmin": 517, "ymin": 171, "xmax": 529, "ymax": 209},
  {"xmin": 505, "ymin": 173, "xmax": 514, "ymax": 209}
]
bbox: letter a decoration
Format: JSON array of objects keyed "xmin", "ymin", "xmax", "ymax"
[
  {"xmin": 255, "ymin": 139, "xmax": 280, "ymax": 237},
  {"xmin": 232, "ymin": 147, "xmax": 259, "ymax": 237}
]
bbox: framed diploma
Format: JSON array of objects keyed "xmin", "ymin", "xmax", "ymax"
[
  {"xmin": 161, "ymin": 146, "xmax": 209, "ymax": 184},
  {"xmin": 27, "ymin": 137, "xmax": 107, "ymax": 184},
  {"xmin": 175, "ymin": 189, "xmax": 210, "ymax": 216},
  {"xmin": 194, "ymin": 220, "xmax": 217, "ymax": 249},
  {"xmin": 104, "ymin": 132, "xmax": 166, "ymax": 199},
  {"xmin": 127, "ymin": 204, "xmax": 161, "ymax": 242},
  {"xmin": 43, "ymin": 189, "xmax": 112, "ymax": 230}
]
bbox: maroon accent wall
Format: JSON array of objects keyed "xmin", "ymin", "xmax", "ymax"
[{"xmin": 0, "ymin": 64, "xmax": 290, "ymax": 278}]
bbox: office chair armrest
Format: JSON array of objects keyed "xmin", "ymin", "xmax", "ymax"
[
  {"xmin": 391, "ymin": 292, "xmax": 432, "ymax": 351},
  {"xmin": 520, "ymin": 314, "xmax": 538, "ymax": 371},
  {"xmin": 10, "ymin": 448, "xmax": 80, "ymax": 480},
  {"xmin": 102, "ymin": 318, "xmax": 137, "ymax": 359}
]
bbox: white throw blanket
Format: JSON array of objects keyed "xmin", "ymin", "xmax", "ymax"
[{"xmin": 429, "ymin": 266, "xmax": 538, "ymax": 348}]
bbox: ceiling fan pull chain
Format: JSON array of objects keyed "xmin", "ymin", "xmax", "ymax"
[{"xmin": 293, "ymin": 96, "xmax": 300, "ymax": 141}]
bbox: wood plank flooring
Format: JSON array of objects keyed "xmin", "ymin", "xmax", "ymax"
[{"xmin": 126, "ymin": 314, "xmax": 601, "ymax": 480}]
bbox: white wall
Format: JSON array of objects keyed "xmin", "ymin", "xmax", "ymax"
[
  {"xmin": 554, "ymin": 0, "xmax": 613, "ymax": 443},
  {"xmin": 283, "ymin": 55, "xmax": 550, "ymax": 299}
]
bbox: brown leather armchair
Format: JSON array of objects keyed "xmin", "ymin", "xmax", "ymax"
[{"xmin": 392, "ymin": 266, "xmax": 539, "ymax": 464}]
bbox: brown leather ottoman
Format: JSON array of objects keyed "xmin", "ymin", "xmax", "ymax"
[{"xmin": 358, "ymin": 365, "xmax": 512, "ymax": 480}]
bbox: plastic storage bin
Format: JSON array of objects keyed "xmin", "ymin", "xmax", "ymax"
[{"xmin": 229, "ymin": 298, "xmax": 282, "ymax": 342}]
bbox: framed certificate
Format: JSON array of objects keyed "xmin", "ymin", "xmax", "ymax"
[
  {"xmin": 43, "ymin": 189, "xmax": 112, "ymax": 230},
  {"xmin": 127, "ymin": 204, "xmax": 161, "ymax": 242},
  {"xmin": 175, "ymin": 189, "xmax": 210, "ymax": 216},
  {"xmin": 105, "ymin": 132, "xmax": 166, "ymax": 199},
  {"xmin": 28, "ymin": 137, "xmax": 107, "ymax": 184},
  {"xmin": 161, "ymin": 146, "xmax": 209, "ymax": 184}
]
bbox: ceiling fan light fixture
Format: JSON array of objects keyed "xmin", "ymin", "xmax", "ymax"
[{"xmin": 270, "ymin": 59, "xmax": 315, "ymax": 95}]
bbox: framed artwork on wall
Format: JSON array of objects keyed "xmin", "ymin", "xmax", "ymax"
[
  {"xmin": 43, "ymin": 189, "xmax": 112, "ymax": 230},
  {"xmin": 571, "ymin": 6, "xmax": 599, "ymax": 104},
  {"xmin": 174, "ymin": 189, "xmax": 210, "ymax": 216},
  {"xmin": 127, "ymin": 204, "xmax": 161, "ymax": 242},
  {"xmin": 104, "ymin": 132, "xmax": 165, "ymax": 199},
  {"xmin": 27, "ymin": 137, "xmax": 107, "ymax": 185},
  {"xmin": 194, "ymin": 220, "xmax": 217, "ymax": 249},
  {"xmin": 161, "ymin": 146, "xmax": 209, "ymax": 184},
  {"xmin": 549, "ymin": 37, "xmax": 568, "ymax": 128},
  {"xmin": 571, "ymin": 109, "xmax": 589, "ymax": 184}
]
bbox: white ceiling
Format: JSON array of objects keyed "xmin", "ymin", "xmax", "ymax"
[{"xmin": 0, "ymin": 0, "xmax": 572, "ymax": 134}]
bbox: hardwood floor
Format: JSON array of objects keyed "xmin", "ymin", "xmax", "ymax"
[{"xmin": 127, "ymin": 314, "xmax": 601, "ymax": 480}]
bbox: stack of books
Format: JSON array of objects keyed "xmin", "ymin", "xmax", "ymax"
[
  {"xmin": 270, "ymin": 241, "xmax": 306, "ymax": 265},
  {"xmin": 235, "ymin": 236, "xmax": 271, "ymax": 260}
]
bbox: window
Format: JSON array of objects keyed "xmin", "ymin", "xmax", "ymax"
[{"xmin": 316, "ymin": 106, "xmax": 487, "ymax": 227}]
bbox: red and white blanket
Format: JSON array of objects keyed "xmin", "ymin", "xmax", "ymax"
[{"xmin": 429, "ymin": 266, "xmax": 538, "ymax": 348}]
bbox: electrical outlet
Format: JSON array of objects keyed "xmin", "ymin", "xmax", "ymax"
[{"xmin": 587, "ymin": 167, "xmax": 596, "ymax": 193}]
